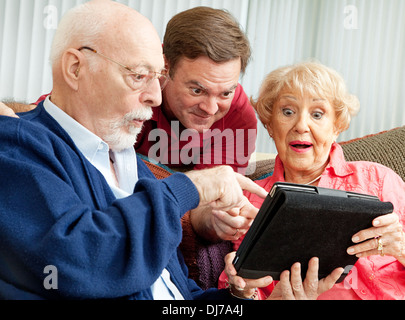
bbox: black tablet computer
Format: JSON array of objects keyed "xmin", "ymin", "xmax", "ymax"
[{"xmin": 233, "ymin": 182, "xmax": 393, "ymax": 282}]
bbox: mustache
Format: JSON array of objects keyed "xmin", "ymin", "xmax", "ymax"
[
  {"xmin": 124, "ymin": 107, "xmax": 153, "ymax": 123},
  {"xmin": 110, "ymin": 107, "xmax": 153, "ymax": 129}
]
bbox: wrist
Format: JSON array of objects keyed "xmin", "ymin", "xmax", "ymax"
[
  {"xmin": 190, "ymin": 206, "xmax": 221, "ymax": 242},
  {"xmin": 226, "ymin": 281, "xmax": 258, "ymax": 300}
]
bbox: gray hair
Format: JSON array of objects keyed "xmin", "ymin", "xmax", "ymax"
[{"xmin": 49, "ymin": 2, "xmax": 107, "ymax": 68}]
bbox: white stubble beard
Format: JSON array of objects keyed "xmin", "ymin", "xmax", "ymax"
[{"xmin": 104, "ymin": 106, "xmax": 154, "ymax": 152}]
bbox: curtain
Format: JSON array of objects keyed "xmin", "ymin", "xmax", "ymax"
[{"xmin": 1, "ymin": 0, "xmax": 404, "ymax": 153}]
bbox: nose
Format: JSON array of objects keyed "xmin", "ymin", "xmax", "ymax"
[
  {"xmin": 199, "ymin": 97, "xmax": 219, "ymax": 116},
  {"xmin": 140, "ymin": 78, "xmax": 162, "ymax": 107},
  {"xmin": 294, "ymin": 113, "xmax": 310, "ymax": 134}
]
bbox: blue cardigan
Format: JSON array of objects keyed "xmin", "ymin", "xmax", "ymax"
[{"xmin": 0, "ymin": 104, "xmax": 230, "ymax": 300}]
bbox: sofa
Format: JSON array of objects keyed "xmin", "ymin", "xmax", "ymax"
[{"xmin": 141, "ymin": 125, "xmax": 405, "ymax": 290}]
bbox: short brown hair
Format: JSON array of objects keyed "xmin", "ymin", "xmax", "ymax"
[{"xmin": 163, "ymin": 6, "xmax": 251, "ymax": 77}]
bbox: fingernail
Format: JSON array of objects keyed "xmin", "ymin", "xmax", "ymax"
[
  {"xmin": 352, "ymin": 236, "xmax": 360, "ymax": 243},
  {"xmin": 374, "ymin": 220, "xmax": 380, "ymax": 226},
  {"xmin": 347, "ymin": 248, "xmax": 355, "ymax": 254}
]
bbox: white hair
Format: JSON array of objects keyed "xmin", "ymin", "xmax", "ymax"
[{"xmin": 49, "ymin": 1, "xmax": 109, "ymax": 68}]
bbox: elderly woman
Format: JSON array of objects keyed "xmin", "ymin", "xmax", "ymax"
[{"xmin": 219, "ymin": 61, "xmax": 405, "ymax": 300}]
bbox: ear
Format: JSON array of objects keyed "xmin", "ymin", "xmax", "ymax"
[
  {"xmin": 163, "ymin": 54, "xmax": 169, "ymax": 69},
  {"xmin": 60, "ymin": 49, "xmax": 82, "ymax": 91},
  {"xmin": 163, "ymin": 54, "xmax": 173, "ymax": 78},
  {"xmin": 266, "ymin": 124, "xmax": 274, "ymax": 138}
]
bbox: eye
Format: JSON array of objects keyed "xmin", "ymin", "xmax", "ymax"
[
  {"xmin": 312, "ymin": 111, "xmax": 324, "ymax": 120},
  {"xmin": 222, "ymin": 91, "xmax": 235, "ymax": 99},
  {"xmin": 190, "ymin": 88, "xmax": 204, "ymax": 96},
  {"xmin": 282, "ymin": 108, "xmax": 294, "ymax": 117},
  {"xmin": 130, "ymin": 73, "xmax": 147, "ymax": 83}
]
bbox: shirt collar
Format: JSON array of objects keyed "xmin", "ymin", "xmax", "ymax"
[{"xmin": 325, "ymin": 142, "xmax": 354, "ymax": 177}]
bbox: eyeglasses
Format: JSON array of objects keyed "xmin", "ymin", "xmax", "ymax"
[{"xmin": 78, "ymin": 46, "xmax": 169, "ymax": 91}]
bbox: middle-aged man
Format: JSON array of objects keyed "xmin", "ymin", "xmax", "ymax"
[
  {"xmin": 0, "ymin": 1, "xmax": 342, "ymax": 300},
  {"xmin": 135, "ymin": 6, "xmax": 257, "ymax": 174}
]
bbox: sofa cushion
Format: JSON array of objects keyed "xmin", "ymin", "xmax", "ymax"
[
  {"xmin": 245, "ymin": 158, "xmax": 275, "ymax": 181},
  {"xmin": 341, "ymin": 126, "xmax": 405, "ymax": 181}
]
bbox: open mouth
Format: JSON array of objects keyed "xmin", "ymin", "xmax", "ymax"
[
  {"xmin": 289, "ymin": 141, "xmax": 313, "ymax": 151},
  {"xmin": 291, "ymin": 144, "xmax": 311, "ymax": 149}
]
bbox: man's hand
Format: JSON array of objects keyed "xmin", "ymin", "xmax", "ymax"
[
  {"xmin": 190, "ymin": 195, "xmax": 259, "ymax": 242},
  {"xmin": 186, "ymin": 166, "xmax": 266, "ymax": 241},
  {"xmin": 0, "ymin": 102, "xmax": 19, "ymax": 118},
  {"xmin": 210, "ymin": 196, "xmax": 258, "ymax": 241},
  {"xmin": 185, "ymin": 166, "xmax": 267, "ymax": 212},
  {"xmin": 0, "ymin": 101, "xmax": 35, "ymax": 117}
]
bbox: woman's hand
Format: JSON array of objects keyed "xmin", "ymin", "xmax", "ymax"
[
  {"xmin": 224, "ymin": 252, "xmax": 273, "ymax": 299},
  {"xmin": 347, "ymin": 213, "xmax": 405, "ymax": 265},
  {"xmin": 267, "ymin": 258, "xmax": 344, "ymax": 300},
  {"xmin": 224, "ymin": 252, "xmax": 343, "ymax": 300}
]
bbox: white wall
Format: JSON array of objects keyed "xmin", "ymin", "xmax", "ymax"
[{"xmin": 1, "ymin": 0, "xmax": 404, "ymax": 153}]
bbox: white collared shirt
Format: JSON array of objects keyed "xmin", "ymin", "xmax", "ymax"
[{"xmin": 43, "ymin": 97, "xmax": 184, "ymax": 300}]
